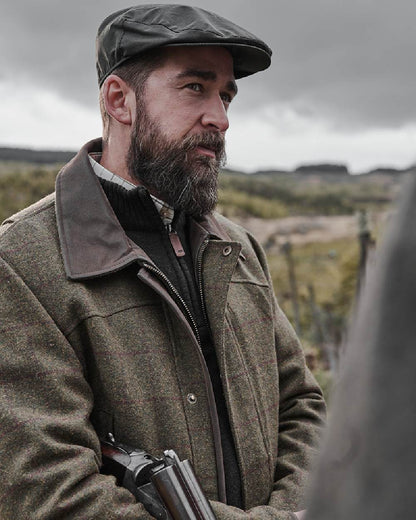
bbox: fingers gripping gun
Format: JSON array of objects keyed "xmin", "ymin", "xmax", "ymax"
[{"xmin": 100, "ymin": 436, "xmax": 216, "ymax": 520}]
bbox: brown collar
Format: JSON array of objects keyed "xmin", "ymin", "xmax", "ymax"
[{"xmin": 55, "ymin": 138, "xmax": 230, "ymax": 280}]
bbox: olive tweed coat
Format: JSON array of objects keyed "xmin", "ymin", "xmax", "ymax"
[{"xmin": 0, "ymin": 140, "xmax": 325, "ymax": 519}]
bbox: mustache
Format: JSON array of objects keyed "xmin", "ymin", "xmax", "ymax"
[{"xmin": 182, "ymin": 132, "xmax": 226, "ymax": 156}]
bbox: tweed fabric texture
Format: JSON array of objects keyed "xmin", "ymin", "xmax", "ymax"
[
  {"xmin": 0, "ymin": 140, "xmax": 325, "ymax": 519},
  {"xmin": 99, "ymin": 177, "xmax": 243, "ymax": 506}
]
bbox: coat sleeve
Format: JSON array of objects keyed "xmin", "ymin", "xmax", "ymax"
[
  {"xmin": 0, "ymin": 256, "xmax": 152, "ymax": 519},
  {"xmin": 268, "ymin": 299, "xmax": 326, "ymax": 510},
  {"xmin": 210, "ymin": 232, "xmax": 326, "ymax": 520}
]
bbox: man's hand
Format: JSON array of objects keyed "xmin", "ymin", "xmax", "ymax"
[{"xmin": 294, "ymin": 511, "xmax": 307, "ymax": 519}]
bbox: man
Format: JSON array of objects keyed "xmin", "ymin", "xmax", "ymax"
[{"xmin": 0, "ymin": 5, "xmax": 325, "ymax": 519}]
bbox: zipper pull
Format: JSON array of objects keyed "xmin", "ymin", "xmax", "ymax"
[{"xmin": 166, "ymin": 224, "xmax": 185, "ymax": 257}]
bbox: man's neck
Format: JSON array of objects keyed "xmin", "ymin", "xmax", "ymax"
[{"xmin": 100, "ymin": 138, "xmax": 138, "ymax": 187}]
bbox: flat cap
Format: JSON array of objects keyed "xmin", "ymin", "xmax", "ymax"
[{"xmin": 96, "ymin": 4, "xmax": 272, "ymax": 86}]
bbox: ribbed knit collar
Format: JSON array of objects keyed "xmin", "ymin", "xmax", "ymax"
[
  {"xmin": 99, "ymin": 177, "xmax": 187, "ymax": 234},
  {"xmin": 89, "ymin": 153, "xmax": 175, "ymax": 227}
]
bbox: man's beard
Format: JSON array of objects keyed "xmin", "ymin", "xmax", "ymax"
[{"xmin": 127, "ymin": 106, "xmax": 226, "ymax": 219}]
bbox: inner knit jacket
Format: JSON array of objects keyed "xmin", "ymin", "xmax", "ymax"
[
  {"xmin": 0, "ymin": 138, "xmax": 326, "ymax": 520},
  {"xmin": 100, "ymin": 178, "xmax": 242, "ymax": 507}
]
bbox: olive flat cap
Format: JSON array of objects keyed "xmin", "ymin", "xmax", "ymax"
[{"xmin": 96, "ymin": 4, "xmax": 272, "ymax": 86}]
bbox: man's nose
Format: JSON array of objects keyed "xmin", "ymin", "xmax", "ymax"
[{"xmin": 200, "ymin": 96, "xmax": 229, "ymax": 133}]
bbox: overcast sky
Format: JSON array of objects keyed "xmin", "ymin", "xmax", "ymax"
[{"xmin": 1, "ymin": 0, "xmax": 415, "ymax": 173}]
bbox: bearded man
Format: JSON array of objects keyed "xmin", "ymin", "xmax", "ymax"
[{"xmin": 0, "ymin": 5, "xmax": 325, "ymax": 519}]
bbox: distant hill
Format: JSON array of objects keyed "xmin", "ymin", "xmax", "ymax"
[
  {"xmin": 253, "ymin": 163, "xmax": 414, "ymax": 178},
  {"xmin": 0, "ymin": 147, "xmax": 76, "ymax": 164},
  {"xmin": 366, "ymin": 166, "xmax": 412, "ymax": 175},
  {"xmin": 295, "ymin": 163, "xmax": 349, "ymax": 175}
]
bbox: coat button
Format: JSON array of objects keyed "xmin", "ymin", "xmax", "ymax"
[
  {"xmin": 187, "ymin": 393, "xmax": 197, "ymax": 405},
  {"xmin": 222, "ymin": 245, "xmax": 232, "ymax": 256}
]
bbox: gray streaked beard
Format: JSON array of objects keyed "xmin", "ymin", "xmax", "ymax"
[{"xmin": 127, "ymin": 105, "xmax": 226, "ymax": 219}]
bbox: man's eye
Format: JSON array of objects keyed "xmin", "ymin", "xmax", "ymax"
[
  {"xmin": 187, "ymin": 83, "xmax": 203, "ymax": 92},
  {"xmin": 221, "ymin": 93, "xmax": 232, "ymax": 104}
]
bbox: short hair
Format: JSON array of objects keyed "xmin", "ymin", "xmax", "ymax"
[{"xmin": 99, "ymin": 48, "xmax": 166, "ymax": 142}]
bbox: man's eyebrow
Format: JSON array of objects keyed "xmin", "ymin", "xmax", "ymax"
[{"xmin": 175, "ymin": 69, "xmax": 238, "ymax": 95}]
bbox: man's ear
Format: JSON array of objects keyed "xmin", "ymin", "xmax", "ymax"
[{"xmin": 102, "ymin": 74, "xmax": 135, "ymax": 126}]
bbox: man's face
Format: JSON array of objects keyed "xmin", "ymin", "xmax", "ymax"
[{"xmin": 127, "ymin": 46, "xmax": 237, "ymax": 218}]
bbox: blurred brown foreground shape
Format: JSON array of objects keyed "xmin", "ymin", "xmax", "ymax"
[{"xmin": 305, "ymin": 172, "xmax": 416, "ymax": 519}]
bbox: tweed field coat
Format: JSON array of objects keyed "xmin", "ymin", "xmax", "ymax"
[{"xmin": 0, "ymin": 139, "xmax": 325, "ymax": 519}]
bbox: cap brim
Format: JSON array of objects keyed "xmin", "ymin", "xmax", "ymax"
[{"xmin": 165, "ymin": 41, "xmax": 272, "ymax": 79}]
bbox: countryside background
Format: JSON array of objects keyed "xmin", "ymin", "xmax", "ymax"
[{"xmin": 1, "ymin": 147, "xmax": 414, "ymax": 399}]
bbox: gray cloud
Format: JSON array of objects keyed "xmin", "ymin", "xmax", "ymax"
[{"xmin": 1, "ymin": 0, "xmax": 415, "ymax": 130}]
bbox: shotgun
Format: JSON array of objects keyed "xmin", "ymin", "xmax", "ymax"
[{"xmin": 100, "ymin": 436, "xmax": 216, "ymax": 520}]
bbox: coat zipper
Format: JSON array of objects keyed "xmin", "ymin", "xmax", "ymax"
[
  {"xmin": 196, "ymin": 238, "xmax": 210, "ymax": 324},
  {"xmin": 194, "ymin": 236, "xmax": 227, "ymax": 502},
  {"xmin": 141, "ymin": 241, "xmax": 227, "ymax": 503},
  {"xmin": 166, "ymin": 223, "xmax": 185, "ymax": 258},
  {"xmin": 141, "ymin": 261, "xmax": 202, "ymax": 347}
]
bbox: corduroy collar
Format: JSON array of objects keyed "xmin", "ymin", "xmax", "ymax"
[{"xmin": 55, "ymin": 138, "xmax": 230, "ymax": 280}]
